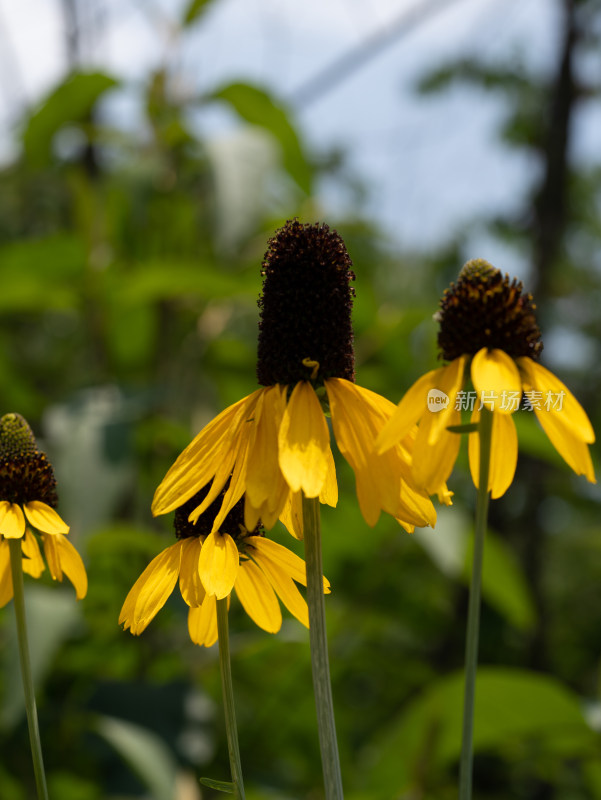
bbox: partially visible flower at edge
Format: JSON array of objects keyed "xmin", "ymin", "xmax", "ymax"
[
  {"xmin": 151, "ymin": 220, "xmax": 442, "ymax": 539},
  {"xmin": 120, "ymin": 486, "xmax": 328, "ymax": 647},
  {"xmin": 0, "ymin": 413, "xmax": 87, "ymax": 605},
  {"xmin": 377, "ymin": 259, "xmax": 596, "ymax": 497}
]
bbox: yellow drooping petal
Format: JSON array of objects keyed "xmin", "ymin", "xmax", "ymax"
[
  {"xmin": 518, "ymin": 358, "xmax": 595, "ymax": 444},
  {"xmin": 278, "ymin": 381, "xmax": 331, "ymax": 498},
  {"xmin": 469, "ymin": 409, "xmax": 518, "ymax": 499},
  {"xmin": 234, "ymin": 559, "xmax": 282, "ymax": 633},
  {"xmin": 426, "ymin": 356, "xmax": 468, "ymax": 445},
  {"xmin": 43, "ymin": 534, "xmax": 88, "ymax": 599},
  {"xmin": 252, "ymin": 550, "xmax": 309, "ymax": 628},
  {"xmin": 188, "ymin": 391, "xmax": 264, "ymax": 531},
  {"xmin": 327, "ymin": 378, "xmax": 435, "ymax": 528},
  {"xmin": 245, "ymin": 385, "xmax": 290, "ymax": 529},
  {"xmin": 376, "ymin": 367, "xmax": 443, "ymax": 453},
  {"xmin": 0, "ymin": 502, "xmax": 25, "ymax": 539},
  {"xmin": 178, "ymin": 537, "xmax": 205, "ymax": 607},
  {"xmin": 412, "ymin": 408, "xmax": 461, "ymax": 495},
  {"xmin": 24, "ymin": 501, "xmax": 69, "ymax": 535},
  {"xmin": 188, "ymin": 596, "xmax": 219, "ymax": 647},
  {"xmin": 198, "ymin": 531, "xmax": 239, "ymax": 599},
  {"xmin": 248, "ymin": 535, "xmax": 332, "ymax": 592},
  {"xmin": 152, "ymin": 389, "xmax": 263, "ymax": 516},
  {"xmin": 471, "ymin": 348, "xmax": 521, "ymax": 414},
  {"xmin": 119, "ymin": 542, "xmax": 182, "ymax": 635},
  {"xmin": 0, "ymin": 539, "xmax": 13, "ymax": 608},
  {"xmin": 22, "ymin": 530, "xmax": 45, "ymax": 578},
  {"xmin": 279, "ymin": 491, "xmax": 304, "ymax": 540}
]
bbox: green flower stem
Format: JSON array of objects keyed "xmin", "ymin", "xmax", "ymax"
[
  {"xmin": 459, "ymin": 407, "xmax": 493, "ymax": 800},
  {"xmin": 216, "ymin": 597, "xmax": 246, "ymax": 800},
  {"xmin": 302, "ymin": 493, "xmax": 344, "ymax": 800},
  {"xmin": 8, "ymin": 538, "xmax": 49, "ymax": 800}
]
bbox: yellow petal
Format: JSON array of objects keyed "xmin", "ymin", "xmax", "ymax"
[
  {"xmin": 0, "ymin": 539, "xmax": 13, "ymax": 607},
  {"xmin": 24, "ymin": 501, "xmax": 69, "ymax": 535},
  {"xmin": 178, "ymin": 537, "xmax": 206, "ymax": 607},
  {"xmin": 532, "ymin": 403, "xmax": 595, "ymax": 482},
  {"xmin": 426, "ymin": 356, "xmax": 468, "ymax": 444},
  {"xmin": 152, "ymin": 390, "xmax": 263, "ymax": 516},
  {"xmin": 376, "ymin": 368, "xmax": 442, "ymax": 453},
  {"xmin": 518, "ymin": 358, "xmax": 595, "ymax": 443},
  {"xmin": 413, "ymin": 409, "xmax": 461, "ymax": 495},
  {"xmin": 245, "ymin": 386, "xmax": 290, "ymax": 527},
  {"xmin": 234, "ymin": 559, "xmax": 282, "ymax": 633},
  {"xmin": 469, "ymin": 409, "xmax": 518, "ymax": 499},
  {"xmin": 279, "ymin": 491, "xmax": 304, "ymax": 540},
  {"xmin": 188, "ymin": 597, "xmax": 219, "ymax": 647},
  {"xmin": 0, "ymin": 502, "xmax": 25, "ymax": 539},
  {"xmin": 248, "ymin": 535, "xmax": 330, "ymax": 593},
  {"xmin": 327, "ymin": 378, "xmax": 435, "ymax": 528},
  {"xmin": 22, "ymin": 530, "xmax": 45, "ymax": 578},
  {"xmin": 278, "ymin": 381, "xmax": 331, "ymax": 498},
  {"xmin": 44, "ymin": 534, "xmax": 88, "ymax": 599},
  {"xmin": 188, "ymin": 391, "xmax": 264, "ymax": 529},
  {"xmin": 119, "ymin": 542, "xmax": 182, "ymax": 635},
  {"xmin": 252, "ymin": 550, "xmax": 309, "ymax": 628},
  {"xmin": 471, "ymin": 348, "xmax": 521, "ymax": 414},
  {"xmin": 198, "ymin": 531, "xmax": 239, "ymax": 599}
]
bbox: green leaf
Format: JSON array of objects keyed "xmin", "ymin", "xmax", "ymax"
[
  {"xmin": 212, "ymin": 82, "xmax": 312, "ymax": 193},
  {"xmin": 23, "ymin": 71, "xmax": 118, "ymax": 166},
  {"xmin": 363, "ymin": 668, "xmax": 595, "ymax": 795},
  {"xmin": 182, "ymin": 0, "xmax": 215, "ymax": 26},
  {"xmin": 199, "ymin": 777, "xmax": 235, "ymax": 793},
  {"xmin": 94, "ymin": 715, "xmax": 178, "ymax": 800}
]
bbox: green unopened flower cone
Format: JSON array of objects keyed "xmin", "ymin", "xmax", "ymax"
[
  {"xmin": 152, "ymin": 219, "xmax": 438, "ymax": 536},
  {"xmin": 377, "ymin": 259, "xmax": 596, "ymax": 495},
  {"xmin": 0, "ymin": 413, "xmax": 87, "ymax": 603}
]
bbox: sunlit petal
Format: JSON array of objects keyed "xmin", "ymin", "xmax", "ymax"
[
  {"xmin": 413, "ymin": 409, "xmax": 461, "ymax": 495},
  {"xmin": 46, "ymin": 534, "xmax": 88, "ymax": 599},
  {"xmin": 518, "ymin": 357, "xmax": 595, "ymax": 443},
  {"xmin": 376, "ymin": 368, "xmax": 442, "ymax": 452},
  {"xmin": 249, "ymin": 535, "xmax": 332, "ymax": 592},
  {"xmin": 469, "ymin": 409, "xmax": 518, "ymax": 498},
  {"xmin": 0, "ymin": 502, "xmax": 25, "ymax": 539},
  {"xmin": 471, "ymin": 348, "xmax": 521, "ymax": 413},
  {"xmin": 426, "ymin": 356, "xmax": 468, "ymax": 444},
  {"xmin": 178, "ymin": 537, "xmax": 205, "ymax": 607},
  {"xmin": 119, "ymin": 542, "xmax": 182, "ymax": 635},
  {"xmin": 279, "ymin": 491, "xmax": 304, "ymax": 540},
  {"xmin": 252, "ymin": 550, "xmax": 308, "ymax": 628},
  {"xmin": 22, "ymin": 530, "xmax": 45, "ymax": 578},
  {"xmin": 24, "ymin": 501, "xmax": 69, "ymax": 535},
  {"xmin": 152, "ymin": 390, "xmax": 263, "ymax": 515},
  {"xmin": 188, "ymin": 596, "xmax": 219, "ymax": 647},
  {"xmin": 198, "ymin": 531, "xmax": 239, "ymax": 599},
  {"xmin": 0, "ymin": 539, "xmax": 13, "ymax": 608},
  {"xmin": 278, "ymin": 381, "xmax": 331, "ymax": 498},
  {"xmin": 235, "ymin": 559, "xmax": 282, "ymax": 633}
]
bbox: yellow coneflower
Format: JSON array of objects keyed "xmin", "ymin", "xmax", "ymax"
[
  {"xmin": 0, "ymin": 413, "xmax": 87, "ymax": 604},
  {"xmin": 152, "ymin": 220, "xmax": 438, "ymax": 535},
  {"xmin": 377, "ymin": 259, "xmax": 595, "ymax": 497},
  {"xmin": 120, "ymin": 486, "xmax": 327, "ymax": 646}
]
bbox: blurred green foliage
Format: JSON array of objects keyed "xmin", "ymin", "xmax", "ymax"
[{"xmin": 0, "ymin": 1, "xmax": 600, "ymax": 799}]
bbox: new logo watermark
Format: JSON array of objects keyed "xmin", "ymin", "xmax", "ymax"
[
  {"xmin": 425, "ymin": 389, "xmax": 565, "ymax": 413},
  {"xmin": 427, "ymin": 389, "xmax": 450, "ymax": 412}
]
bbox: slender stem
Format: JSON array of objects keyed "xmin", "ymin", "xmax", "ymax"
[
  {"xmin": 459, "ymin": 408, "xmax": 493, "ymax": 800},
  {"xmin": 8, "ymin": 538, "xmax": 49, "ymax": 800},
  {"xmin": 216, "ymin": 597, "xmax": 245, "ymax": 800},
  {"xmin": 302, "ymin": 493, "xmax": 344, "ymax": 800}
]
